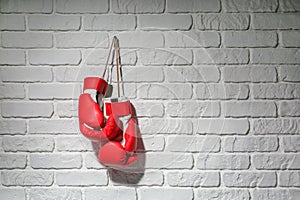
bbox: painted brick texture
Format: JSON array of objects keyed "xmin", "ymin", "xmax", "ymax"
[{"xmin": 0, "ymin": 0, "xmax": 299, "ymax": 199}]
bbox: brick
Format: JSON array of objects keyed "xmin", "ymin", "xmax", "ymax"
[
  {"xmin": 166, "ymin": 136, "xmax": 220, "ymax": 152},
  {"xmin": 28, "ymin": 84, "xmax": 80, "ymax": 100},
  {"xmin": 280, "ymin": 171, "xmax": 300, "ymax": 187},
  {"xmin": 223, "ymin": 66, "xmax": 277, "ymax": 83},
  {"xmin": 116, "ymin": 31, "xmax": 164, "ymax": 48},
  {"xmin": 282, "ymin": 136, "xmax": 300, "ymax": 152},
  {"xmin": 280, "ymin": 66, "xmax": 300, "ymax": 82},
  {"xmin": 224, "ymin": 136, "xmax": 278, "ymax": 152},
  {"xmin": 167, "ymin": 0, "xmax": 220, "ymax": 13},
  {"xmin": 167, "ymin": 101, "xmax": 220, "ymax": 117},
  {"xmin": 138, "ymin": 83, "xmax": 192, "ymax": 99},
  {"xmin": 55, "ymin": 32, "xmax": 108, "ymax": 48},
  {"xmin": 165, "ymin": 31, "xmax": 220, "ymax": 47},
  {"xmin": 111, "ymin": 66, "xmax": 164, "ymax": 82},
  {"xmin": 0, "ymin": 84, "xmax": 25, "ymax": 99},
  {"xmin": 1, "ymin": 101, "xmax": 53, "ymax": 118},
  {"xmin": 195, "ymin": 119, "xmax": 249, "ymax": 134},
  {"xmin": 84, "ymin": 49, "xmax": 137, "ymax": 65},
  {"xmin": 0, "ymin": 189, "xmax": 25, "ymax": 200},
  {"xmin": 139, "ymin": 118, "xmax": 193, "ymax": 134},
  {"xmin": 252, "ymin": 14, "xmax": 300, "ymax": 29},
  {"xmin": 139, "ymin": 14, "xmax": 192, "ymax": 30},
  {"xmin": 0, "ymin": 50, "xmax": 25, "ymax": 65},
  {"xmin": 253, "ymin": 154, "xmax": 300, "ymax": 169},
  {"xmin": 30, "ymin": 188, "xmax": 82, "ymax": 200},
  {"xmin": 223, "ymin": 31, "xmax": 277, "ymax": 47},
  {"xmin": 252, "ymin": 119, "xmax": 300, "ymax": 134},
  {"xmin": 0, "ymin": 119, "xmax": 26, "ymax": 135},
  {"xmin": 140, "ymin": 135, "xmax": 165, "ymax": 151},
  {"xmin": 224, "ymin": 101, "xmax": 277, "ymax": 117},
  {"xmin": 0, "ymin": 15, "xmax": 25, "ymax": 30},
  {"xmin": 140, "ymin": 49, "xmax": 192, "ymax": 65},
  {"xmin": 251, "ymin": 48, "xmax": 300, "ymax": 64},
  {"xmin": 166, "ymin": 66, "xmax": 220, "ymax": 83},
  {"xmin": 253, "ymin": 84, "xmax": 300, "ymax": 99},
  {"xmin": 194, "ymin": 49, "xmax": 249, "ymax": 64},
  {"xmin": 54, "ymin": 67, "xmax": 80, "ymax": 82},
  {"xmin": 56, "ymin": 136, "xmax": 93, "ymax": 152},
  {"xmin": 56, "ymin": 0, "xmax": 108, "ymax": 13},
  {"xmin": 30, "ymin": 153, "xmax": 82, "ymax": 169},
  {"xmin": 0, "ymin": 15, "xmax": 25, "ymax": 31},
  {"xmin": 84, "ymin": 15, "xmax": 136, "ymax": 30},
  {"xmin": 0, "ymin": 0, "xmax": 52, "ymax": 13},
  {"xmin": 56, "ymin": 171, "xmax": 107, "ymax": 186},
  {"xmin": 29, "ymin": 50, "xmax": 81, "ymax": 65},
  {"xmin": 55, "ymin": 101, "xmax": 78, "ymax": 118},
  {"xmin": 252, "ymin": 189, "xmax": 300, "ymax": 200},
  {"xmin": 111, "ymin": 170, "xmax": 163, "ymax": 186},
  {"xmin": 132, "ymin": 101, "xmax": 164, "ymax": 117},
  {"xmin": 0, "ymin": 154, "xmax": 26, "ymax": 169},
  {"xmin": 28, "ymin": 119, "xmax": 78, "ymax": 134},
  {"xmin": 197, "ymin": 154, "xmax": 250, "ymax": 169},
  {"xmin": 138, "ymin": 188, "xmax": 193, "ymax": 200},
  {"xmin": 29, "ymin": 15, "xmax": 80, "ymax": 31},
  {"xmin": 280, "ymin": 101, "xmax": 300, "ymax": 116},
  {"xmin": 281, "ymin": 31, "xmax": 300, "ymax": 47},
  {"xmin": 84, "ymin": 153, "xmax": 106, "ymax": 169},
  {"xmin": 196, "ymin": 189, "xmax": 250, "ymax": 200},
  {"xmin": 2, "ymin": 32, "xmax": 52, "ymax": 48},
  {"xmin": 279, "ymin": 0, "xmax": 300, "ymax": 11},
  {"xmin": 223, "ymin": 172, "xmax": 276, "ymax": 187},
  {"xmin": 195, "ymin": 84, "xmax": 249, "ymax": 100},
  {"xmin": 1, "ymin": 67, "xmax": 52, "ymax": 82},
  {"xmin": 85, "ymin": 188, "xmax": 136, "ymax": 200},
  {"xmin": 3, "ymin": 136, "xmax": 54, "ymax": 152},
  {"xmin": 145, "ymin": 153, "xmax": 193, "ymax": 169},
  {"xmin": 223, "ymin": 0, "xmax": 278, "ymax": 12},
  {"xmin": 196, "ymin": 14, "xmax": 250, "ymax": 30},
  {"xmin": 112, "ymin": 0, "xmax": 164, "ymax": 14},
  {"xmin": 1, "ymin": 171, "xmax": 53, "ymax": 186},
  {"xmin": 167, "ymin": 171, "xmax": 219, "ymax": 187}
]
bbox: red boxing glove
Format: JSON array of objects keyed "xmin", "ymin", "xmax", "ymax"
[
  {"xmin": 98, "ymin": 101, "xmax": 138, "ymax": 167},
  {"xmin": 79, "ymin": 114, "xmax": 123, "ymax": 142},
  {"xmin": 78, "ymin": 77, "xmax": 108, "ymax": 141}
]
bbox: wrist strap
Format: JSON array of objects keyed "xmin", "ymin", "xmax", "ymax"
[
  {"xmin": 102, "ymin": 37, "xmax": 115, "ymax": 78},
  {"xmin": 113, "ymin": 36, "xmax": 121, "ymax": 97},
  {"xmin": 102, "ymin": 36, "xmax": 123, "ymax": 98}
]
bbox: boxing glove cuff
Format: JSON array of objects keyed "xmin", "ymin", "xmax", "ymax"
[
  {"xmin": 83, "ymin": 77, "xmax": 108, "ymax": 95},
  {"xmin": 103, "ymin": 98, "xmax": 132, "ymax": 117}
]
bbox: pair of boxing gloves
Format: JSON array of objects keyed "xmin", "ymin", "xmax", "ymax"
[{"xmin": 78, "ymin": 77, "xmax": 137, "ymax": 167}]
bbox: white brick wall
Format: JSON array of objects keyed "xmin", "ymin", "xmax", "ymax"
[{"xmin": 0, "ymin": 0, "xmax": 299, "ymax": 199}]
